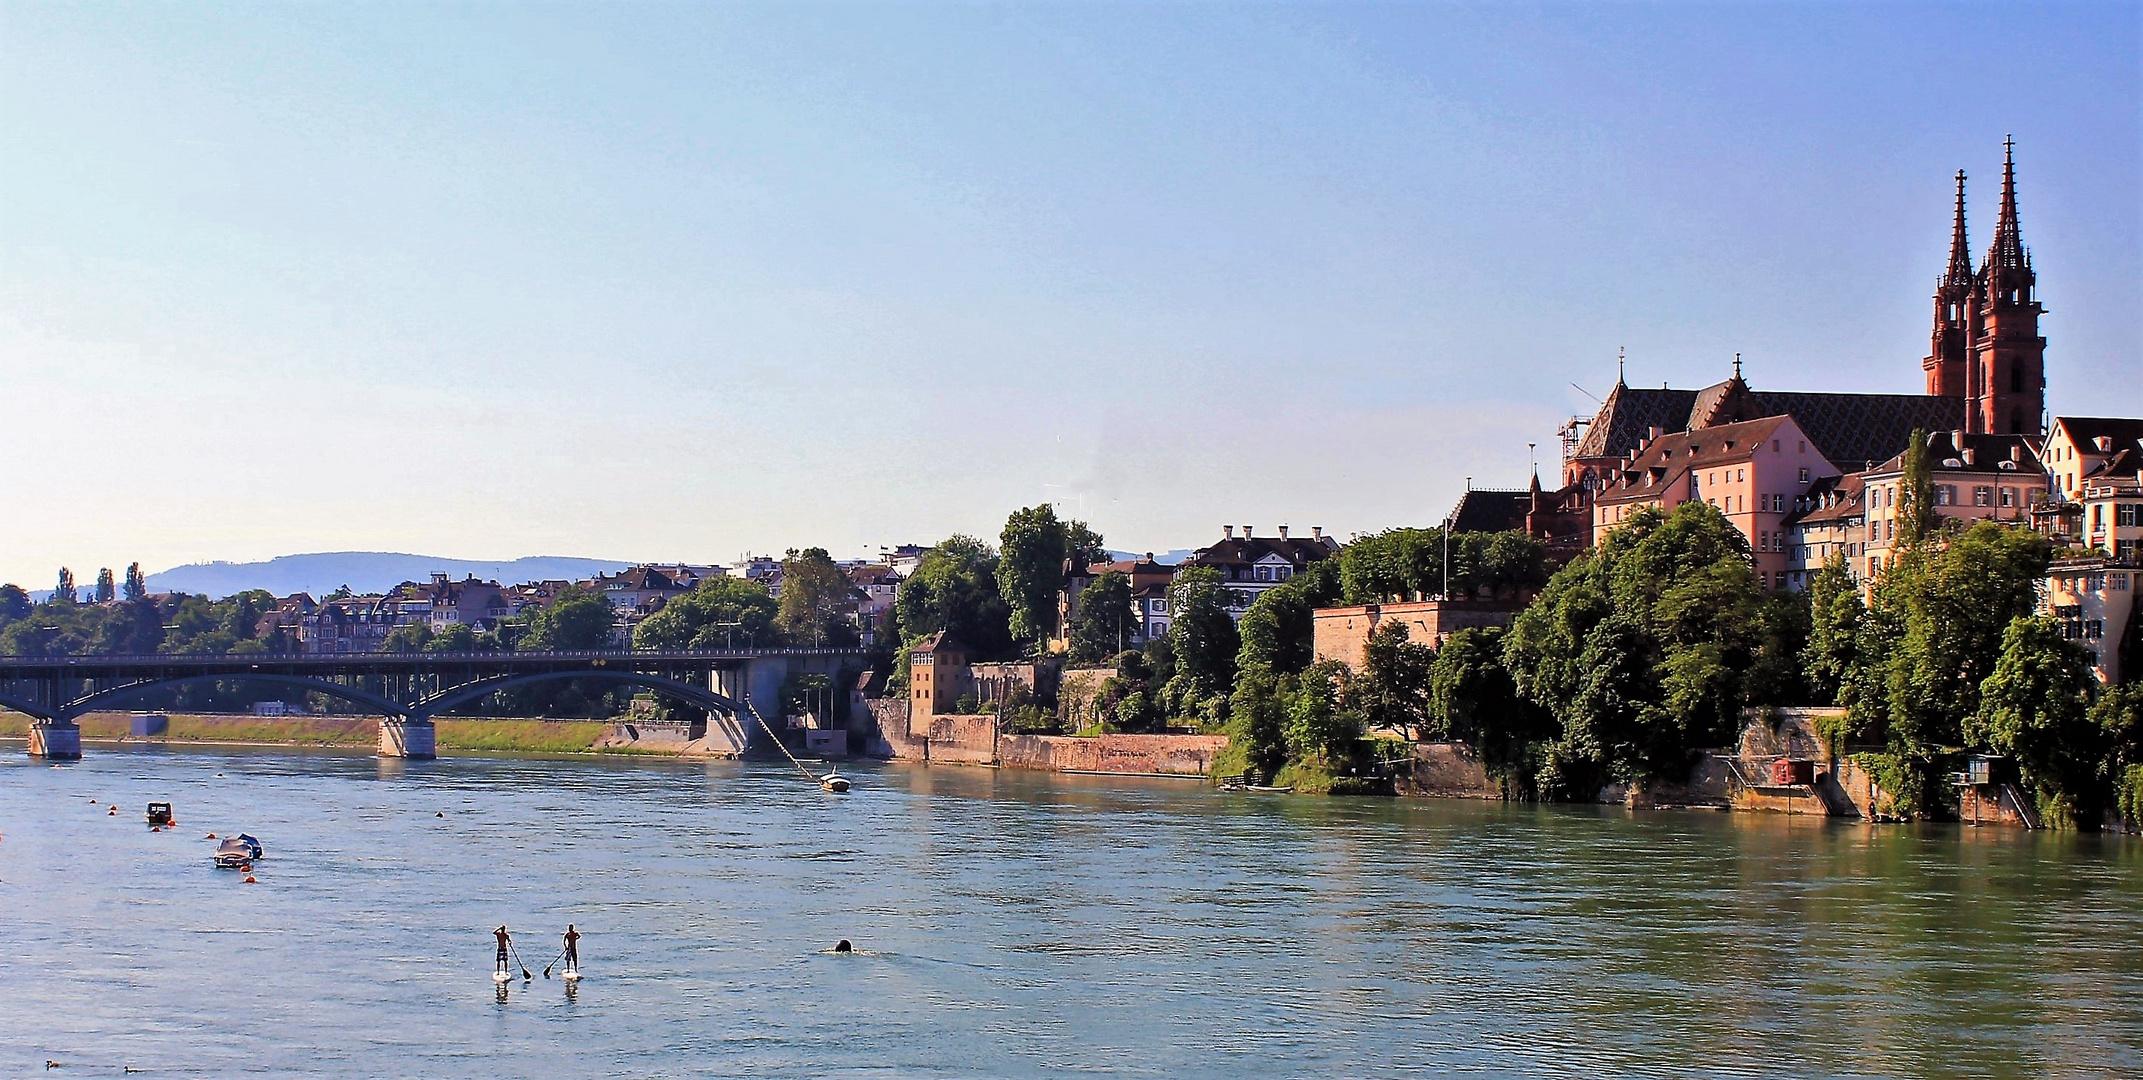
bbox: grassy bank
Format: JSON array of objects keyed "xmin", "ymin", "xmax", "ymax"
[{"xmin": 0, "ymin": 712, "xmax": 626, "ymax": 755}]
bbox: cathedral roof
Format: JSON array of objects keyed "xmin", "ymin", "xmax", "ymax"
[{"xmin": 1573, "ymin": 379, "xmax": 1966, "ymax": 473}]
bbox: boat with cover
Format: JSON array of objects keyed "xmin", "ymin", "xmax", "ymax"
[{"xmin": 212, "ymin": 834, "xmax": 264, "ymax": 868}]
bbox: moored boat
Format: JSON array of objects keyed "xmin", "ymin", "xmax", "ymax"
[{"xmin": 212, "ymin": 834, "xmax": 264, "ymax": 868}]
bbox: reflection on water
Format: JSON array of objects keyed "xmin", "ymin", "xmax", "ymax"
[{"xmin": 0, "ymin": 743, "xmax": 2137, "ymax": 1078}]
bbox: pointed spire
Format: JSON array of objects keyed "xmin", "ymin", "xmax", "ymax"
[
  {"xmin": 1616, "ymin": 346, "xmax": 1626, "ymax": 388},
  {"xmin": 1985, "ymin": 135, "xmax": 2027, "ymax": 273},
  {"xmin": 1943, "ymin": 169, "xmax": 1972, "ymax": 288},
  {"xmin": 1733, "ymin": 352, "xmax": 1743, "ymax": 381}
]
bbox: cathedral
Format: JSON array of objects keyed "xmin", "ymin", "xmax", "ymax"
[{"xmin": 1460, "ymin": 141, "xmax": 2055, "ymax": 564}]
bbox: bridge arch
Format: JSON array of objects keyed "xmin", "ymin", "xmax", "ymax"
[
  {"xmin": 57, "ymin": 673, "xmax": 411, "ymax": 723},
  {"xmin": 0, "ymin": 690, "xmax": 57, "ymax": 723},
  {"xmin": 413, "ymin": 669, "xmax": 754, "ymax": 748}
]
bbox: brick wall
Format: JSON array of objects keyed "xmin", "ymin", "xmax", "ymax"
[
  {"xmin": 1312, "ymin": 600, "xmax": 1517, "ymax": 670},
  {"xmin": 998, "ymin": 733, "xmax": 1227, "ymax": 776}
]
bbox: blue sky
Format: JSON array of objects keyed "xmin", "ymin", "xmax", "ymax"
[{"xmin": 2, "ymin": 2, "xmax": 2137, "ymax": 584}]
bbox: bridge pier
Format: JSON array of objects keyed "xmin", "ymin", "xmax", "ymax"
[
  {"xmin": 378, "ymin": 719, "xmax": 436, "ymax": 760},
  {"xmin": 27, "ymin": 720, "xmax": 83, "ymax": 760}
]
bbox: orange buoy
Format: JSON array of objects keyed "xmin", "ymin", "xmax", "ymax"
[
  {"xmin": 243, "ymin": 876, "xmax": 257, "ymax": 884},
  {"xmin": 206, "ymin": 833, "xmax": 217, "ymax": 839},
  {"xmin": 108, "ymin": 808, "xmax": 117, "ymax": 816},
  {"xmin": 151, "ymin": 826, "xmax": 161, "ymax": 833}
]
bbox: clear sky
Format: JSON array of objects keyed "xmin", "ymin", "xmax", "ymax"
[{"xmin": 2, "ymin": 2, "xmax": 2138, "ymax": 586}]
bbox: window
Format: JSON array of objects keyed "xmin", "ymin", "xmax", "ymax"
[
  {"xmin": 2085, "ymin": 619, "xmax": 2104, "ymax": 641},
  {"xmin": 2120, "ymin": 503, "xmax": 2142, "ymax": 527},
  {"xmin": 1798, "ymin": 467, "xmax": 1810, "ymax": 482},
  {"xmin": 1973, "ymin": 486, "xmax": 1992, "ymax": 507},
  {"xmin": 1275, "ymin": 567, "xmax": 1291, "ymax": 581},
  {"xmin": 1935, "ymin": 486, "xmax": 1953, "ymax": 506},
  {"xmin": 2000, "ymin": 487, "xmax": 2016, "ymax": 508},
  {"xmin": 1798, "ymin": 441, "xmax": 1807, "ymax": 453},
  {"xmin": 2119, "ymin": 540, "xmax": 2140, "ymax": 563},
  {"xmin": 1255, "ymin": 566, "xmax": 1271, "ymax": 581},
  {"xmin": 1772, "ymin": 440, "xmax": 1780, "ymax": 452}
]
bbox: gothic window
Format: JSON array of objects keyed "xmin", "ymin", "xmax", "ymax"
[{"xmin": 2011, "ymin": 364, "xmax": 2026, "ymax": 393}]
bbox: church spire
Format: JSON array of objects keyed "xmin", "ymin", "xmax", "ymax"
[
  {"xmin": 1943, "ymin": 170, "xmax": 1972, "ymax": 289},
  {"xmin": 1983, "ymin": 135, "xmax": 2027, "ymax": 275}
]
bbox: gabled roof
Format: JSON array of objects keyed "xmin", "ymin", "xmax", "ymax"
[
  {"xmin": 2052, "ymin": 416, "xmax": 2143, "ymax": 453},
  {"xmin": 1596, "ymin": 415, "xmax": 1799, "ymax": 507},
  {"xmin": 1783, "ymin": 473, "xmax": 1866, "ymax": 529},
  {"xmin": 1447, "ymin": 489, "xmax": 1530, "ymax": 534},
  {"xmin": 912, "ymin": 631, "xmax": 970, "ymax": 656},
  {"xmin": 1865, "ymin": 429, "xmax": 2044, "ymax": 477}
]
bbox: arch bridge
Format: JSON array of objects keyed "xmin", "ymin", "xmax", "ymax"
[{"xmin": 0, "ymin": 648, "xmax": 860, "ymax": 760}]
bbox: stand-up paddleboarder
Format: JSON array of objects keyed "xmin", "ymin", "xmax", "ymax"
[
  {"xmin": 561, "ymin": 925, "xmax": 581, "ymax": 979},
  {"xmin": 494, "ymin": 926, "xmax": 513, "ymax": 982}
]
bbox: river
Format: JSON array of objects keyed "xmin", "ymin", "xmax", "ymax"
[{"xmin": 1, "ymin": 744, "xmax": 2137, "ymax": 1078}]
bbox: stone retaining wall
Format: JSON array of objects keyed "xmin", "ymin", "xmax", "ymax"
[{"xmin": 998, "ymin": 733, "xmax": 1226, "ymax": 776}]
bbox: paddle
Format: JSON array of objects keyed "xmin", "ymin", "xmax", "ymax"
[
  {"xmin": 542, "ymin": 947, "xmax": 567, "ymax": 979},
  {"xmin": 508, "ymin": 939, "xmax": 533, "ymax": 981}
]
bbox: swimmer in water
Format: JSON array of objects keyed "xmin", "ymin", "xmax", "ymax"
[{"xmin": 834, "ymin": 939, "xmax": 852, "ymax": 953}]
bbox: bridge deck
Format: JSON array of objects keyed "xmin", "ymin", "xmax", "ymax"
[{"xmin": 0, "ymin": 648, "xmax": 861, "ymax": 679}]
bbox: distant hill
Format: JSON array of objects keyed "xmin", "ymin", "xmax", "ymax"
[{"xmin": 143, "ymin": 552, "xmax": 635, "ymax": 600}]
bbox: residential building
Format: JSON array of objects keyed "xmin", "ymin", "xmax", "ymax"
[
  {"xmin": 1855, "ymin": 430, "xmax": 2048, "ymax": 577},
  {"xmin": 415, "ymin": 573, "xmax": 513, "ymax": 633},
  {"xmin": 2041, "ymin": 416, "xmax": 2143, "ymax": 504},
  {"xmin": 908, "ymin": 632, "xmax": 973, "ymax": 721},
  {"xmin": 2043, "ymin": 556, "xmax": 2137, "ymax": 684},
  {"xmin": 591, "ymin": 567, "xmax": 690, "ymax": 614},
  {"xmin": 848, "ymin": 564, "xmax": 903, "ymax": 646},
  {"xmin": 1591, "ymin": 413, "xmax": 1839, "ymax": 589},
  {"xmin": 1781, "ymin": 475, "xmax": 1868, "ymax": 588},
  {"xmin": 1058, "ymin": 554, "xmax": 1178, "ymax": 650},
  {"xmin": 1178, "ymin": 525, "xmax": 1338, "ymax": 621}
]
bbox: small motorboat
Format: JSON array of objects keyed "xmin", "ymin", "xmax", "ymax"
[
  {"xmin": 146, "ymin": 802, "xmax": 174, "ymax": 827},
  {"xmin": 820, "ymin": 772, "xmax": 851, "ymax": 794},
  {"xmin": 212, "ymin": 834, "xmax": 264, "ymax": 868}
]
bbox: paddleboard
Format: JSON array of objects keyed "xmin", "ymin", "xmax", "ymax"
[
  {"xmin": 492, "ymin": 970, "xmax": 511, "ymax": 983},
  {"xmin": 561, "ymin": 968, "xmax": 581, "ymax": 981}
]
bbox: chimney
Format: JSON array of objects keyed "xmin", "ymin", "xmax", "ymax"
[
  {"xmin": 431, "ymin": 572, "xmax": 448, "ymax": 585},
  {"xmin": 1952, "ymin": 429, "xmax": 1967, "ymax": 453},
  {"xmin": 1311, "ymin": 526, "xmax": 1323, "ymax": 540},
  {"xmin": 1223, "ymin": 525, "xmax": 1234, "ymax": 539},
  {"xmin": 1648, "ymin": 426, "xmax": 1663, "ymax": 441},
  {"xmin": 2095, "ymin": 436, "xmax": 2115, "ymax": 453},
  {"xmin": 1243, "ymin": 525, "xmax": 1254, "ymax": 538},
  {"xmin": 1961, "ymin": 447, "xmax": 1977, "ymax": 466},
  {"xmin": 1277, "ymin": 525, "xmax": 1290, "ymax": 539}
]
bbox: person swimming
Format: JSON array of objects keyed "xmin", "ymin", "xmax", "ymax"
[{"xmin": 834, "ymin": 939, "xmax": 852, "ymax": 953}]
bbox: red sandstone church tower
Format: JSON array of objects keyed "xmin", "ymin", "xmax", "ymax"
[{"xmin": 1923, "ymin": 140, "xmax": 2046, "ymax": 436}]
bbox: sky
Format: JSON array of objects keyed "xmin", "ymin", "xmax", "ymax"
[{"xmin": 2, "ymin": 2, "xmax": 2138, "ymax": 586}]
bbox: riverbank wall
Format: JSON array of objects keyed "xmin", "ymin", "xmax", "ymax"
[{"xmin": 863, "ymin": 701, "xmax": 1225, "ymax": 776}]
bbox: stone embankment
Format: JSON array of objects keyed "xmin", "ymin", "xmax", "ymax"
[{"xmin": 867, "ymin": 701, "xmax": 1225, "ymax": 777}]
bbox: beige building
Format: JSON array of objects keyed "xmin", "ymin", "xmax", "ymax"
[
  {"xmin": 908, "ymin": 632, "xmax": 973, "ymax": 725},
  {"xmin": 2043, "ymin": 556, "xmax": 2137, "ymax": 685},
  {"xmin": 1855, "ymin": 430, "xmax": 2048, "ymax": 579},
  {"xmin": 1312, "ymin": 600, "xmax": 1516, "ymax": 671}
]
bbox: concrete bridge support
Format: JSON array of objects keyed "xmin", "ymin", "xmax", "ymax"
[
  {"xmin": 27, "ymin": 721, "xmax": 82, "ymax": 760},
  {"xmin": 378, "ymin": 719, "xmax": 437, "ymax": 760}
]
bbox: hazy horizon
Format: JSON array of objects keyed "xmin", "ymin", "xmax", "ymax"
[{"xmin": 5, "ymin": 3, "xmax": 2138, "ymax": 585}]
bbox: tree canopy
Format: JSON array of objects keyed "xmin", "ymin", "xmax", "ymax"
[{"xmin": 633, "ymin": 577, "xmax": 780, "ymax": 649}]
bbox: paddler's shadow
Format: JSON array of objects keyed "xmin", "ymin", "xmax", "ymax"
[
  {"xmin": 494, "ymin": 982, "xmax": 509, "ymax": 1005},
  {"xmin": 564, "ymin": 980, "xmax": 578, "ymax": 1003}
]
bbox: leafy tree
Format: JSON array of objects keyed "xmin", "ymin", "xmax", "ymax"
[
  {"xmin": 1846, "ymin": 521, "xmax": 2050, "ymax": 815},
  {"xmin": 1287, "ymin": 660, "xmax": 1362, "ymax": 766},
  {"xmin": 2097, "ymin": 684, "xmax": 2143, "ymax": 829},
  {"xmin": 520, "ymin": 586, "xmax": 618, "ymax": 650},
  {"xmin": 94, "ymin": 599, "xmax": 165, "ymax": 654},
  {"xmin": 1224, "ymin": 664, "xmax": 1292, "ymax": 782},
  {"xmin": 1967, "ymin": 616, "xmax": 2103, "ymax": 829},
  {"xmin": 54, "ymin": 567, "xmax": 76, "ymax": 605},
  {"xmin": 893, "ymin": 536, "xmax": 1011, "ymax": 659},
  {"xmin": 0, "ymin": 584, "xmax": 31, "ymax": 625},
  {"xmin": 997, "ymin": 504, "xmax": 1102, "ymax": 648},
  {"xmin": 1340, "ymin": 527, "xmax": 1443, "ymax": 603},
  {"xmin": 1744, "ymin": 590, "xmax": 1813, "ymax": 707},
  {"xmin": 776, "ymin": 547, "xmax": 862, "ymax": 647},
  {"xmin": 1235, "ymin": 561, "xmax": 1341, "ymax": 676},
  {"xmin": 1802, "ymin": 555, "xmax": 1862, "ymax": 706},
  {"xmin": 427, "ymin": 622, "xmax": 480, "ymax": 652},
  {"xmin": 1164, "ymin": 566, "xmax": 1241, "ymax": 710},
  {"xmin": 124, "ymin": 563, "xmax": 147, "ymax": 602},
  {"xmin": 1894, "ymin": 429, "xmax": 1942, "ymax": 548},
  {"xmin": 1425, "ymin": 626, "xmax": 1550, "ymax": 790},
  {"xmin": 94, "ymin": 568, "xmax": 116, "ymax": 604},
  {"xmin": 381, "ymin": 622, "xmax": 434, "ymax": 652},
  {"xmin": 1067, "ymin": 571, "xmax": 1135, "ymax": 663},
  {"xmin": 1352, "ymin": 620, "xmax": 1435, "ymax": 740},
  {"xmin": 634, "ymin": 578, "xmax": 780, "ymax": 649}
]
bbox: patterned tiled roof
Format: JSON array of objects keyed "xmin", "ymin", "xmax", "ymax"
[
  {"xmin": 1572, "ymin": 379, "xmax": 1968, "ymax": 473},
  {"xmin": 1446, "ymin": 489, "xmax": 1531, "ymax": 534}
]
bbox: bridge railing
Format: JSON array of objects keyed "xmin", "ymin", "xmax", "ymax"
[{"xmin": 0, "ymin": 647, "xmax": 864, "ymax": 668}]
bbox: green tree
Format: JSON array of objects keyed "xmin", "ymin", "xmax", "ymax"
[
  {"xmin": 1353, "ymin": 620, "xmax": 1436, "ymax": 740},
  {"xmin": 1894, "ymin": 429, "xmax": 1942, "ymax": 548},
  {"xmin": 54, "ymin": 567, "xmax": 75, "ymax": 605},
  {"xmin": 1287, "ymin": 659, "xmax": 1362, "ymax": 766},
  {"xmin": 521, "ymin": 586, "xmax": 618, "ymax": 650},
  {"xmin": 1340, "ymin": 528, "xmax": 1443, "ymax": 603},
  {"xmin": 776, "ymin": 547, "xmax": 862, "ymax": 647},
  {"xmin": 427, "ymin": 622, "xmax": 480, "ymax": 652},
  {"xmin": 633, "ymin": 578, "xmax": 780, "ymax": 649},
  {"xmin": 93, "ymin": 599, "xmax": 165, "ymax": 655},
  {"xmin": 1164, "ymin": 566, "xmax": 1241, "ymax": 709},
  {"xmin": 381, "ymin": 622, "xmax": 434, "ymax": 652},
  {"xmin": 1235, "ymin": 561, "xmax": 1341, "ymax": 676},
  {"xmin": 1425, "ymin": 626, "xmax": 1550, "ymax": 792},
  {"xmin": 1224, "ymin": 665, "xmax": 1292, "ymax": 782},
  {"xmin": 1744, "ymin": 590, "xmax": 1813, "ymax": 707},
  {"xmin": 0, "ymin": 584, "xmax": 31, "ymax": 625},
  {"xmin": 94, "ymin": 568, "xmax": 116, "ymax": 604},
  {"xmin": 123, "ymin": 562, "xmax": 147, "ymax": 602},
  {"xmin": 1847, "ymin": 521, "xmax": 2050, "ymax": 815},
  {"xmin": 2096, "ymin": 684, "xmax": 2143, "ymax": 828},
  {"xmin": 996, "ymin": 504, "xmax": 1101, "ymax": 648},
  {"xmin": 893, "ymin": 536, "xmax": 1011, "ymax": 659},
  {"xmin": 1067, "ymin": 571, "xmax": 1135, "ymax": 663},
  {"xmin": 1967, "ymin": 616, "xmax": 2103, "ymax": 828},
  {"xmin": 1802, "ymin": 555, "xmax": 1862, "ymax": 706}
]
